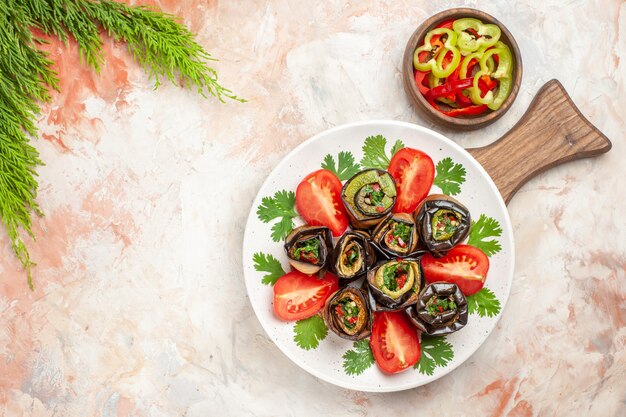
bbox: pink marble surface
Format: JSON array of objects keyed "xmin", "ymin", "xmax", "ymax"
[{"xmin": 1, "ymin": 0, "xmax": 625, "ymax": 415}]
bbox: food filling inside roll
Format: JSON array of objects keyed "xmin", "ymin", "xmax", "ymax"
[
  {"xmin": 345, "ymin": 170, "xmax": 395, "ymax": 215},
  {"xmin": 425, "ymin": 295, "xmax": 457, "ymax": 316},
  {"xmin": 374, "ymin": 261, "xmax": 415, "ymax": 300},
  {"xmin": 290, "ymin": 237, "xmax": 321, "ymax": 265},
  {"xmin": 333, "ymin": 294, "xmax": 366, "ymax": 335},
  {"xmin": 383, "ymin": 221, "xmax": 412, "ymax": 253},
  {"xmin": 338, "ymin": 241, "xmax": 363, "ymax": 276},
  {"xmin": 431, "ymin": 209, "xmax": 463, "ymax": 241}
]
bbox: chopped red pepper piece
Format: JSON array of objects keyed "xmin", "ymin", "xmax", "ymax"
[
  {"xmin": 436, "ymin": 19, "xmax": 455, "ymax": 29},
  {"xmin": 442, "ymin": 104, "xmax": 488, "ymax": 117},
  {"xmin": 426, "ymin": 78, "xmax": 473, "ymax": 100},
  {"xmin": 414, "ymin": 70, "xmax": 430, "ymax": 95}
]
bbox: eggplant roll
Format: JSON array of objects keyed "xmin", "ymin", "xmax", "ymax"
[
  {"xmin": 323, "ymin": 287, "xmax": 373, "ymax": 340},
  {"xmin": 284, "ymin": 225, "xmax": 333, "ymax": 274},
  {"xmin": 414, "ymin": 194, "xmax": 470, "ymax": 255},
  {"xmin": 370, "ymin": 212, "xmax": 419, "ymax": 258},
  {"xmin": 406, "ymin": 282, "xmax": 468, "ymax": 335},
  {"xmin": 366, "ymin": 259, "xmax": 421, "ymax": 311},
  {"xmin": 341, "ymin": 169, "xmax": 397, "ymax": 229},
  {"xmin": 332, "ymin": 231, "xmax": 376, "ymax": 283}
]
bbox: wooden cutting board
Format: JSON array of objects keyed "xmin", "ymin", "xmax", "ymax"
[{"xmin": 467, "ymin": 80, "xmax": 612, "ymax": 204}]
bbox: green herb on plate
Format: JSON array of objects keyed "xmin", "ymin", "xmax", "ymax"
[
  {"xmin": 414, "ymin": 335, "xmax": 454, "ymax": 376},
  {"xmin": 343, "ymin": 339, "xmax": 375, "ymax": 375},
  {"xmin": 252, "ymin": 252, "xmax": 285, "ymax": 286},
  {"xmin": 256, "ymin": 190, "xmax": 298, "ymax": 242},
  {"xmin": 294, "ymin": 315, "xmax": 328, "ymax": 350},
  {"xmin": 466, "ymin": 288, "xmax": 501, "ymax": 317},
  {"xmin": 468, "ymin": 214, "xmax": 503, "ymax": 256},
  {"xmin": 433, "ymin": 157, "xmax": 466, "ymax": 196},
  {"xmin": 321, "ymin": 151, "xmax": 361, "ymax": 181},
  {"xmin": 360, "ymin": 135, "xmax": 405, "ymax": 170}
]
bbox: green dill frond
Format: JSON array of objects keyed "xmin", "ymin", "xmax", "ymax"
[{"xmin": 0, "ymin": 0, "xmax": 242, "ymax": 288}]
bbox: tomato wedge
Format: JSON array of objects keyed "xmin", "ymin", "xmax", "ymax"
[
  {"xmin": 370, "ymin": 311, "xmax": 421, "ymax": 374},
  {"xmin": 388, "ymin": 148, "xmax": 435, "ymax": 214},
  {"xmin": 273, "ymin": 271, "xmax": 339, "ymax": 321},
  {"xmin": 421, "ymin": 244, "xmax": 490, "ymax": 295},
  {"xmin": 296, "ymin": 169, "xmax": 349, "ymax": 236}
]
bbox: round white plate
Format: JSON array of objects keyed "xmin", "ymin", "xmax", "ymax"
[{"xmin": 242, "ymin": 120, "xmax": 514, "ymax": 392}]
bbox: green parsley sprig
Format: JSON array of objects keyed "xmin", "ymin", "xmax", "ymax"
[
  {"xmin": 360, "ymin": 135, "xmax": 404, "ymax": 169},
  {"xmin": 468, "ymin": 214, "xmax": 503, "ymax": 256},
  {"xmin": 293, "ymin": 315, "xmax": 328, "ymax": 350},
  {"xmin": 256, "ymin": 190, "xmax": 298, "ymax": 242},
  {"xmin": 342, "ymin": 339, "xmax": 375, "ymax": 375},
  {"xmin": 433, "ymin": 157, "xmax": 466, "ymax": 196},
  {"xmin": 252, "ymin": 252, "xmax": 285, "ymax": 286},
  {"xmin": 414, "ymin": 335, "xmax": 454, "ymax": 376},
  {"xmin": 321, "ymin": 151, "xmax": 361, "ymax": 181},
  {"xmin": 1, "ymin": 0, "xmax": 242, "ymax": 288},
  {"xmin": 466, "ymin": 288, "xmax": 502, "ymax": 317}
]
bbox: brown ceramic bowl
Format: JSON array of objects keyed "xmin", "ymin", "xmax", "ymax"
[{"xmin": 403, "ymin": 8, "xmax": 523, "ymax": 130}]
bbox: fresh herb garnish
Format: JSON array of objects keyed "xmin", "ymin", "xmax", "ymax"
[
  {"xmin": 466, "ymin": 288, "xmax": 502, "ymax": 317},
  {"xmin": 252, "ymin": 252, "xmax": 285, "ymax": 286},
  {"xmin": 426, "ymin": 296, "xmax": 457, "ymax": 315},
  {"xmin": 293, "ymin": 238, "xmax": 320, "ymax": 262},
  {"xmin": 363, "ymin": 184, "xmax": 386, "ymax": 208},
  {"xmin": 414, "ymin": 335, "xmax": 454, "ymax": 376},
  {"xmin": 467, "ymin": 214, "xmax": 503, "ymax": 256},
  {"xmin": 0, "ymin": 0, "xmax": 243, "ymax": 288},
  {"xmin": 293, "ymin": 315, "xmax": 328, "ymax": 350},
  {"xmin": 321, "ymin": 151, "xmax": 361, "ymax": 181},
  {"xmin": 391, "ymin": 222, "xmax": 411, "ymax": 244},
  {"xmin": 433, "ymin": 157, "xmax": 466, "ymax": 196},
  {"xmin": 382, "ymin": 263, "xmax": 407, "ymax": 291},
  {"xmin": 256, "ymin": 190, "xmax": 298, "ymax": 242},
  {"xmin": 345, "ymin": 248, "xmax": 359, "ymax": 267},
  {"xmin": 336, "ymin": 298, "xmax": 359, "ymax": 329},
  {"xmin": 342, "ymin": 339, "xmax": 375, "ymax": 376},
  {"xmin": 360, "ymin": 135, "xmax": 405, "ymax": 169}
]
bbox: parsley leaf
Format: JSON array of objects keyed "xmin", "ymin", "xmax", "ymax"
[
  {"xmin": 252, "ymin": 252, "xmax": 285, "ymax": 286},
  {"xmin": 467, "ymin": 214, "xmax": 503, "ymax": 256},
  {"xmin": 360, "ymin": 135, "xmax": 405, "ymax": 169},
  {"xmin": 466, "ymin": 288, "xmax": 502, "ymax": 317},
  {"xmin": 256, "ymin": 190, "xmax": 298, "ymax": 242},
  {"xmin": 321, "ymin": 151, "xmax": 361, "ymax": 181},
  {"xmin": 293, "ymin": 315, "xmax": 328, "ymax": 350},
  {"xmin": 342, "ymin": 339, "xmax": 375, "ymax": 376},
  {"xmin": 433, "ymin": 157, "xmax": 466, "ymax": 196},
  {"xmin": 414, "ymin": 335, "xmax": 454, "ymax": 376}
]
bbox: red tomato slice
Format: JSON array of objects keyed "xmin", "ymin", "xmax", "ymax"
[
  {"xmin": 370, "ymin": 311, "xmax": 421, "ymax": 374},
  {"xmin": 273, "ymin": 271, "xmax": 339, "ymax": 321},
  {"xmin": 388, "ymin": 148, "xmax": 435, "ymax": 213},
  {"xmin": 421, "ymin": 244, "xmax": 490, "ymax": 295},
  {"xmin": 296, "ymin": 169, "xmax": 349, "ymax": 236}
]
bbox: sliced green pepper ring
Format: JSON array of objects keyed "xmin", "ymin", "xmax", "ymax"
[
  {"xmin": 453, "ymin": 18, "xmax": 501, "ymax": 55},
  {"xmin": 413, "ymin": 28, "xmax": 461, "ymax": 78},
  {"xmin": 469, "ymin": 42, "xmax": 514, "ymax": 109}
]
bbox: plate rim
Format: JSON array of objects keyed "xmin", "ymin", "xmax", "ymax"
[{"xmin": 242, "ymin": 119, "xmax": 515, "ymax": 392}]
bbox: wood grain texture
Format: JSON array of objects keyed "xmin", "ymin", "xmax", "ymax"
[{"xmin": 468, "ymin": 79, "xmax": 612, "ymax": 204}]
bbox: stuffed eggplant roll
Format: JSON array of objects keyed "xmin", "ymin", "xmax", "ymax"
[
  {"xmin": 323, "ymin": 287, "xmax": 373, "ymax": 340},
  {"xmin": 414, "ymin": 194, "xmax": 470, "ymax": 255},
  {"xmin": 341, "ymin": 169, "xmax": 397, "ymax": 229},
  {"xmin": 284, "ymin": 225, "xmax": 333, "ymax": 275},
  {"xmin": 332, "ymin": 231, "xmax": 376, "ymax": 284},
  {"xmin": 370, "ymin": 212, "xmax": 419, "ymax": 258},
  {"xmin": 406, "ymin": 282, "xmax": 468, "ymax": 335},
  {"xmin": 366, "ymin": 259, "xmax": 421, "ymax": 311}
]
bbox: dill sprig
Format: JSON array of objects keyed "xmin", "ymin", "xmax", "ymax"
[{"xmin": 1, "ymin": 0, "xmax": 242, "ymax": 288}]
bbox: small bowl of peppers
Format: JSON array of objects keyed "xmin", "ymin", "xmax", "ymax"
[{"xmin": 403, "ymin": 8, "xmax": 522, "ymax": 130}]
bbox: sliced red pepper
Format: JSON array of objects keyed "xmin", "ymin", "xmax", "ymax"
[
  {"xmin": 435, "ymin": 19, "xmax": 455, "ymax": 29},
  {"xmin": 426, "ymin": 78, "xmax": 473, "ymax": 100},
  {"xmin": 477, "ymin": 75, "xmax": 498, "ymax": 98},
  {"xmin": 455, "ymin": 89, "xmax": 473, "ymax": 107},
  {"xmin": 427, "ymin": 94, "xmax": 488, "ymax": 117},
  {"xmin": 414, "ymin": 70, "xmax": 430, "ymax": 95},
  {"xmin": 442, "ymin": 104, "xmax": 488, "ymax": 117},
  {"xmin": 466, "ymin": 27, "xmax": 481, "ymax": 38}
]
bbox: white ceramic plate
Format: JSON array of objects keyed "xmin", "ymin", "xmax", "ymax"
[{"xmin": 242, "ymin": 120, "xmax": 514, "ymax": 392}]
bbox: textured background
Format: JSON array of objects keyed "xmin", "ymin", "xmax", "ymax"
[{"xmin": 1, "ymin": 0, "xmax": 624, "ymax": 416}]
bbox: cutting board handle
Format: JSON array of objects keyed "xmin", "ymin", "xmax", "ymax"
[{"xmin": 467, "ymin": 79, "xmax": 612, "ymax": 204}]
